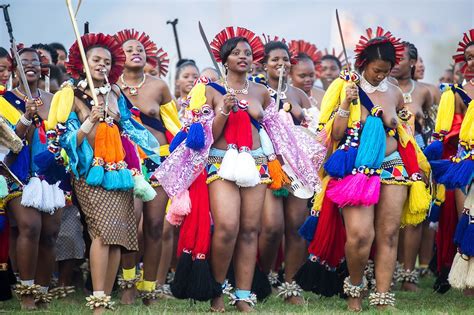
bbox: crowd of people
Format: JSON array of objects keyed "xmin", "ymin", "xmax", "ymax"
[{"xmin": 0, "ymin": 14, "xmax": 472, "ymax": 314}]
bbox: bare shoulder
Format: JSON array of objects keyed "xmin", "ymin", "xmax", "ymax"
[
  {"xmin": 146, "ymin": 75, "xmax": 169, "ymax": 89},
  {"xmin": 312, "ymin": 86, "xmax": 325, "ymax": 98},
  {"xmin": 40, "ymin": 89, "xmax": 54, "ymax": 103},
  {"xmin": 250, "ymin": 80, "xmax": 268, "ymax": 95}
]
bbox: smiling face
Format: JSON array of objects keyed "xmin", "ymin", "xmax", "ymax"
[
  {"xmin": 17, "ymin": 50, "xmax": 41, "ymax": 84},
  {"xmin": 0, "ymin": 57, "xmax": 12, "ymax": 86},
  {"xmin": 320, "ymin": 58, "xmax": 340, "ymax": 85},
  {"xmin": 225, "ymin": 41, "xmax": 253, "ymax": 74},
  {"xmin": 86, "ymin": 47, "xmax": 112, "ymax": 82},
  {"xmin": 265, "ymin": 48, "xmax": 291, "ymax": 80},
  {"xmin": 364, "ymin": 59, "xmax": 392, "ymax": 86},
  {"xmin": 123, "ymin": 39, "xmax": 146, "ymax": 69},
  {"xmin": 414, "ymin": 56, "xmax": 425, "ymax": 80},
  {"xmin": 290, "ymin": 59, "xmax": 315, "ymax": 94},
  {"xmin": 176, "ymin": 64, "xmax": 199, "ymax": 96}
]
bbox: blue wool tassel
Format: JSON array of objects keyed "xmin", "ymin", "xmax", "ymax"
[
  {"xmin": 430, "ymin": 160, "xmax": 451, "ymax": 182},
  {"xmin": 324, "ymin": 149, "xmax": 346, "ymax": 178},
  {"xmin": 0, "ymin": 215, "xmax": 6, "ymax": 233},
  {"xmin": 423, "ymin": 140, "xmax": 444, "ymax": 161},
  {"xmin": 344, "ymin": 146, "xmax": 358, "ymax": 175},
  {"xmin": 170, "ymin": 129, "xmax": 188, "ymax": 153},
  {"xmin": 186, "ymin": 122, "xmax": 205, "ymax": 150},
  {"xmin": 34, "ymin": 150, "xmax": 56, "ymax": 175},
  {"xmin": 355, "ymin": 116, "xmax": 386, "ymax": 168},
  {"xmin": 454, "ymin": 213, "xmax": 469, "ymax": 245},
  {"xmin": 298, "ymin": 215, "xmax": 319, "ymax": 242},
  {"xmin": 86, "ymin": 166, "xmax": 105, "ymax": 186},
  {"xmin": 10, "ymin": 145, "xmax": 30, "ymax": 183},
  {"xmin": 460, "ymin": 219, "xmax": 474, "ymax": 257},
  {"xmin": 438, "ymin": 160, "xmax": 474, "ymax": 189},
  {"xmin": 427, "ymin": 202, "xmax": 441, "ymax": 223},
  {"xmin": 118, "ymin": 169, "xmax": 134, "ymax": 190},
  {"xmin": 103, "ymin": 170, "xmax": 120, "ymax": 190}
]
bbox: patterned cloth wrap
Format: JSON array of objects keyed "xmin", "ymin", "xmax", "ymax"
[{"xmin": 380, "ymin": 151, "xmax": 410, "ymax": 185}]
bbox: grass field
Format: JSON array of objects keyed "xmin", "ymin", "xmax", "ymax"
[{"xmin": 1, "ymin": 276, "xmax": 474, "ymax": 314}]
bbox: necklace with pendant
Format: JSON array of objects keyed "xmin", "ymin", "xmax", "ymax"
[
  {"xmin": 402, "ymin": 79, "xmax": 415, "ymax": 104},
  {"xmin": 268, "ymin": 83, "xmax": 288, "ymax": 100},
  {"xmin": 15, "ymin": 88, "xmax": 44, "ymax": 107},
  {"xmin": 77, "ymin": 79, "xmax": 111, "ymax": 96},
  {"xmin": 120, "ymin": 74, "xmax": 146, "ymax": 96}
]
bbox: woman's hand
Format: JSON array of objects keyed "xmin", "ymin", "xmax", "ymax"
[
  {"xmin": 343, "ymin": 83, "xmax": 359, "ymax": 108},
  {"xmin": 223, "ymin": 92, "xmax": 237, "ymax": 113},
  {"xmin": 24, "ymin": 99, "xmax": 37, "ymax": 120},
  {"xmin": 89, "ymin": 104, "xmax": 104, "ymax": 123}
]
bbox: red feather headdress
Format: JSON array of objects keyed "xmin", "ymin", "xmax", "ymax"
[
  {"xmin": 323, "ymin": 48, "xmax": 346, "ymax": 68},
  {"xmin": 452, "ymin": 29, "xmax": 474, "ymax": 77},
  {"xmin": 354, "ymin": 27, "xmax": 404, "ymax": 69},
  {"xmin": 262, "ymin": 34, "xmax": 286, "ymax": 45},
  {"xmin": 210, "ymin": 26, "xmax": 264, "ymax": 63},
  {"xmin": 288, "ymin": 40, "xmax": 322, "ymax": 72},
  {"xmin": 66, "ymin": 33, "xmax": 125, "ymax": 83},
  {"xmin": 114, "ymin": 29, "xmax": 158, "ymax": 68},
  {"xmin": 155, "ymin": 47, "xmax": 169, "ymax": 77}
]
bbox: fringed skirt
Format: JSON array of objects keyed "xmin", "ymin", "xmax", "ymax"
[{"xmin": 72, "ymin": 177, "xmax": 138, "ymax": 251}]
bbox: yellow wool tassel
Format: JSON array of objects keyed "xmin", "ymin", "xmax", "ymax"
[
  {"xmin": 318, "ymin": 78, "xmax": 345, "ymax": 127},
  {"xmin": 268, "ymin": 158, "xmax": 290, "ymax": 190},
  {"xmin": 160, "ymin": 100, "xmax": 181, "ymax": 136},
  {"xmin": 435, "ymin": 184, "xmax": 446, "ymax": 203},
  {"xmin": 415, "ymin": 143, "xmax": 431, "ymax": 175},
  {"xmin": 188, "ymin": 83, "xmax": 207, "ymax": 111},
  {"xmin": 409, "ymin": 180, "xmax": 431, "ymax": 213},
  {"xmin": 435, "ymin": 86, "xmax": 455, "ymax": 134},
  {"xmin": 401, "ymin": 198, "xmax": 426, "ymax": 227},
  {"xmin": 459, "ymin": 99, "xmax": 474, "ymax": 143},
  {"xmin": 44, "ymin": 83, "xmax": 74, "ymax": 130},
  {"xmin": 311, "ymin": 176, "xmax": 330, "ymax": 212},
  {"xmin": 0, "ymin": 95, "xmax": 21, "ymax": 124},
  {"xmin": 141, "ymin": 280, "xmax": 156, "ymax": 292}
]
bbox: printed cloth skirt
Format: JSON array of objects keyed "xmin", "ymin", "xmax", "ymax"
[
  {"xmin": 206, "ymin": 147, "xmax": 272, "ymax": 185},
  {"xmin": 72, "ymin": 177, "xmax": 138, "ymax": 251},
  {"xmin": 55, "ymin": 205, "xmax": 86, "ymax": 261},
  {"xmin": 380, "ymin": 151, "xmax": 410, "ymax": 186},
  {"xmin": 144, "ymin": 144, "xmax": 169, "ymax": 188}
]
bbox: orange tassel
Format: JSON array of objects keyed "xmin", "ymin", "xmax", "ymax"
[
  {"xmin": 93, "ymin": 122, "xmax": 108, "ymax": 160},
  {"xmin": 103, "ymin": 125, "xmax": 116, "ymax": 164},
  {"xmin": 268, "ymin": 158, "xmax": 290, "ymax": 190}
]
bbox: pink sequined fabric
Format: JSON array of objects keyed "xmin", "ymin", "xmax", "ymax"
[
  {"xmin": 262, "ymin": 99, "xmax": 326, "ymax": 192},
  {"xmin": 153, "ymin": 111, "xmax": 215, "ymax": 198}
]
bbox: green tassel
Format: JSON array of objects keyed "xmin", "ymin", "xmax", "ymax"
[
  {"xmin": 133, "ymin": 174, "xmax": 157, "ymax": 202},
  {"xmin": 272, "ymin": 188, "xmax": 289, "ymax": 198},
  {"xmin": 0, "ymin": 175, "xmax": 8, "ymax": 198}
]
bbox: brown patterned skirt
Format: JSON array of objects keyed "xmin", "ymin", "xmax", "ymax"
[{"xmin": 72, "ymin": 177, "xmax": 138, "ymax": 251}]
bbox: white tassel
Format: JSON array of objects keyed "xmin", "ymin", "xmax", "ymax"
[
  {"xmin": 218, "ymin": 144, "xmax": 238, "ymax": 181},
  {"xmin": 259, "ymin": 128, "xmax": 275, "ymax": 157},
  {"xmin": 449, "ymin": 253, "xmax": 469, "ymax": 289},
  {"xmin": 40, "ymin": 180, "xmax": 55, "ymax": 214},
  {"xmin": 429, "ymin": 222, "xmax": 439, "ymax": 231},
  {"xmin": 21, "ymin": 177, "xmax": 43, "ymax": 209},
  {"xmin": 235, "ymin": 150, "xmax": 260, "ymax": 188},
  {"xmin": 465, "ymin": 257, "xmax": 474, "ymax": 288},
  {"xmin": 53, "ymin": 183, "xmax": 65, "ymax": 210}
]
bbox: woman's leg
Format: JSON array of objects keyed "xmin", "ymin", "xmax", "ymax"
[
  {"xmin": 373, "ymin": 184, "xmax": 407, "ymax": 307},
  {"xmin": 36, "ymin": 209, "xmax": 63, "ymax": 291},
  {"xmin": 342, "ymin": 205, "xmax": 375, "ymax": 311},
  {"xmin": 234, "ymin": 184, "xmax": 267, "ymax": 312},
  {"xmin": 209, "ymin": 180, "xmax": 241, "ymax": 311},
  {"xmin": 400, "ymin": 224, "xmax": 422, "ymax": 291},
  {"xmin": 156, "ymin": 219, "xmax": 177, "ymax": 294},
  {"xmin": 104, "ymin": 245, "xmax": 121, "ymax": 295},
  {"xmin": 8, "ymin": 197, "xmax": 42, "ymax": 310},
  {"xmin": 120, "ymin": 199, "xmax": 142, "ymax": 304},
  {"xmin": 89, "ymin": 238, "xmax": 111, "ymax": 293},
  {"xmin": 257, "ymin": 190, "xmax": 284, "ymax": 274},
  {"xmin": 418, "ymin": 221, "xmax": 435, "ymax": 272}
]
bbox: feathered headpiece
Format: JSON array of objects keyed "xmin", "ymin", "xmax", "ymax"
[
  {"xmin": 66, "ymin": 33, "xmax": 125, "ymax": 83},
  {"xmin": 452, "ymin": 29, "xmax": 474, "ymax": 77},
  {"xmin": 155, "ymin": 47, "xmax": 169, "ymax": 77},
  {"xmin": 323, "ymin": 48, "xmax": 346, "ymax": 68},
  {"xmin": 354, "ymin": 27, "xmax": 404, "ymax": 69},
  {"xmin": 288, "ymin": 40, "xmax": 322, "ymax": 72},
  {"xmin": 210, "ymin": 26, "xmax": 264, "ymax": 63},
  {"xmin": 114, "ymin": 29, "xmax": 158, "ymax": 68},
  {"xmin": 262, "ymin": 34, "xmax": 286, "ymax": 45}
]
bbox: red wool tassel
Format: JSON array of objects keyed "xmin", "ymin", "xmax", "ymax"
[
  {"xmin": 176, "ymin": 179, "xmax": 201, "ymax": 257},
  {"xmin": 165, "ymin": 130, "xmax": 174, "ymax": 145},
  {"xmin": 397, "ymin": 140, "xmax": 419, "ymax": 176},
  {"xmin": 235, "ymin": 110, "xmax": 253, "ymax": 149},
  {"xmin": 0, "ymin": 219, "xmax": 9, "ymax": 265},
  {"xmin": 436, "ymin": 190, "xmax": 458, "ymax": 272},
  {"xmin": 308, "ymin": 190, "xmax": 346, "ymax": 268},
  {"xmin": 191, "ymin": 171, "xmax": 211, "ymax": 258},
  {"xmin": 224, "ymin": 111, "xmax": 239, "ymax": 145}
]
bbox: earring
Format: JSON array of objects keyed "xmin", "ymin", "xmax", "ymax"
[
  {"xmin": 224, "ymin": 64, "xmax": 229, "ymax": 70},
  {"xmin": 250, "ymin": 67, "xmax": 254, "ymax": 73}
]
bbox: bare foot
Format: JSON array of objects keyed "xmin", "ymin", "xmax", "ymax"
[
  {"xmin": 285, "ymin": 295, "xmax": 304, "ymax": 305},
  {"xmin": 401, "ymin": 282, "xmax": 420, "ymax": 292},
  {"xmin": 347, "ymin": 297, "xmax": 362, "ymax": 312},
  {"xmin": 20, "ymin": 295, "xmax": 37, "ymax": 310},
  {"xmin": 120, "ymin": 287, "xmax": 136, "ymax": 305},
  {"xmin": 93, "ymin": 306, "xmax": 105, "ymax": 315},
  {"xmin": 464, "ymin": 288, "xmax": 474, "ymax": 296},
  {"xmin": 235, "ymin": 300, "xmax": 254, "ymax": 312},
  {"xmin": 210, "ymin": 295, "xmax": 225, "ymax": 312},
  {"xmin": 142, "ymin": 296, "xmax": 158, "ymax": 306}
]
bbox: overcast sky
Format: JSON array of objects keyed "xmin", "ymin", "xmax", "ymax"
[{"xmin": 1, "ymin": 0, "xmax": 473, "ymax": 83}]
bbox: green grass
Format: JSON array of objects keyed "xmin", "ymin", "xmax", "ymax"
[{"xmin": 1, "ymin": 276, "xmax": 474, "ymax": 314}]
